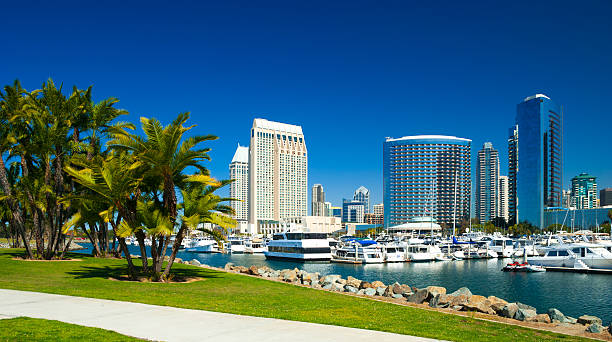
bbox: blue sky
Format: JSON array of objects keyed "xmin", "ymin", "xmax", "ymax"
[{"xmin": 1, "ymin": 1, "xmax": 611, "ymax": 209}]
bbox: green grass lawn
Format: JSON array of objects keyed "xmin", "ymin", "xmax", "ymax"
[
  {"xmin": 0, "ymin": 317, "xmax": 140, "ymax": 341},
  {"xmin": 0, "ymin": 249, "xmax": 594, "ymax": 342}
]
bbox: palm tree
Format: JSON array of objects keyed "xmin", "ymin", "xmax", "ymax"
[{"xmin": 109, "ymin": 112, "xmax": 217, "ymax": 273}]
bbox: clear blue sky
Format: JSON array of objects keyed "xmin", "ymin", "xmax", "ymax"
[{"xmin": 1, "ymin": 1, "xmax": 611, "ymax": 209}]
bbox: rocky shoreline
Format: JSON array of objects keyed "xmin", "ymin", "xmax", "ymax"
[{"xmin": 177, "ymin": 258, "xmax": 611, "ymax": 339}]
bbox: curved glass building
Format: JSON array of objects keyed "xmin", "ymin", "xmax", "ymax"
[{"xmin": 383, "ymin": 135, "xmax": 471, "ymax": 229}]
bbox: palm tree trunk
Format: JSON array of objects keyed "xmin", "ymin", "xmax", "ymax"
[
  {"xmin": 0, "ymin": 156, "xmax": 33, "ymax": 258},
  {"xmin": 135, "ymin": 230, "xmax": 148, "ymax": 272},
  {"xmin": 162, "ymin": 224, "xmax": 186, "ymax": 279}
]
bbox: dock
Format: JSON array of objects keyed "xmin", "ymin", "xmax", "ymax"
[
  {"xmin": 543, "ymin": 267, "xmax": 612, "ymax": 274},
  {"xmin": 331, "ymin": 259, "xmax": 363, "ymax": 264}
]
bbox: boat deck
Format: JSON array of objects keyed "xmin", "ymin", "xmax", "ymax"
[
  {"xmin": 331, "ymin": 259, "xmax": 363, "ymax": 264},
  {"xmin": 544, "ymin": 267, "xmax": 612, "ymax": 274}
]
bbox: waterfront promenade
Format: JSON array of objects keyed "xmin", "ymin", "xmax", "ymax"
[{"xmin": 0, "ymin": 289, "xmax": 442, "ymax": 342}]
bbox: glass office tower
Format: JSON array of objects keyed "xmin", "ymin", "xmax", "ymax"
[
  {"xmin": 383, "ymin": 135, "xmax": 471, "ymax": 228},
  {"xmin": 513, "ymin": 94, "xmax": 563, "ymax": 228}
]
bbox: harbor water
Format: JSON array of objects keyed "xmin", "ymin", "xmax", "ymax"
[{"xmin": 77, "ymin": 243, "xmax": 612, "ymax": 325}]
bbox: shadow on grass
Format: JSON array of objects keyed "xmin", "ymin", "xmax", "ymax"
[{"xmin": 66, "ymin": 264, "xmax": 222, "ymax": 282}]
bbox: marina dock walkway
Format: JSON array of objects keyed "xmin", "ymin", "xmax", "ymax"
[{"xmin": 0, "ymin": 289, "xmax": 443, "ymax": 341}]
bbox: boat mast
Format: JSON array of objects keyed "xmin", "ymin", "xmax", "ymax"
[{"xmin": 453, "ymin": 169, "xmax": 457, "ymax": 237}]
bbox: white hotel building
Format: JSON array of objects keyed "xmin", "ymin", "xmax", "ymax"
[
  {"xmin": 248, "ymin": 118, "xmax": 308, "ymax": 225},
  {"xmin": 229, "ymin": 144, "xmax": 249, "ymax": 222}
]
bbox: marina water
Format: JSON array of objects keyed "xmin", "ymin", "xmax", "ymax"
[{"xmin": 77, "ymin": 243, "xmax": 612, "ymax": 325}]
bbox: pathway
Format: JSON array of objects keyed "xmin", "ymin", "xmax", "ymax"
[{"xmin": 0, "ymin": 289, "xmax": 443, "ymax": 341}]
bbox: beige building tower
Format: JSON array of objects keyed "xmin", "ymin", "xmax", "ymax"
[
  {"xmin": 229, "ymin": 144, "xmax": 249, "ymax": 222},
  {"xmin": 248, "ymin": 118, "xmax": 307, "ymax": 225}
]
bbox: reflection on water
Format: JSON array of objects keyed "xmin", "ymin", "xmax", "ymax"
[{"xmin": 76, "ymin": 243, "xmax": 612, "ymax": 324}]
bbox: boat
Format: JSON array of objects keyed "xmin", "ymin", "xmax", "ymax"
[
  {"xmin": 245, "ymin": 239, "xmax": 267, "ymax": 254},
  {"xmin": 185, "ymin": 237, "xmax": 219, "ymax": 253},
  {"xmin": 332, "ymin": 241, "xmax": 384, "ymax": 264},
  {"xmin": 502, "ymin": 261, "xmax": 546, "ymax": 272},
  {"xmin": 435, "ymin": 255, "xmax": 453, "ymax": 261},
  {"xmin": 406, "ymin": 244, "xmax": 442, "ymax": 262},
  {"xmin": 264, "ymin": 232, "xmax": 332, "ymax": 261},
  {"xmin": 380, "ymin": 243, "xmax": 406, "ymax": 262},
  {"xmin": 489, "ymin": 237, "xmax": 515, "ymax": 258},
  {"xmin": 528, "ymin": 243, "xmax": 612, "ymax": 270},
  {"xmin": 225, "ymin": 236, "xmax": 246, "ymax": 253}
]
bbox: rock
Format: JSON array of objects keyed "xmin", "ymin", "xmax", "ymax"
[
  {"xmin": 174, "ymin": 258, "xmax": 182, "ymax": 264},
  {"xmin": 426, "ymin": 286, "xmax": 446, "ymax": 297},
  {"xmin": 547, "ymin": 308, "xmax": 570, "ymax": 323},
  {"xmin": 257, "ymin": 267, "xmax": 269, "ymax": 276},
  {"xmin": 429, "ymin": 294, "xmax": 441, "ymax": 308},
  {"xmin": 501, "ymin": 303, "xmax": 519, "ymax": 319},
  {"xmin": 449, "ymin": 294, "xmax": 470, "ymax": 307},
  {"xmin": 344, "ymin": 285, "xmax": 359, "ymax": 293},
  {"xmin": 527, "ymin": 314, "xmax": 552, "ymax": 323},
  {"xmin": 357, "ymin": 289, "xmax": 365, "ymax": 295},
  {"xmin": 515, "ymin": 308, "xmax": 537, "ymax": 321},
  {"xmin": 331, "ymin": 283, "xmax": 344, "ymax": 292},
  {"xmin": 451, "ymin": 305, "xmax": 463, "ymax": 311},
  {"xmin": 383, "ymin": 285, "xmax": 394, "ymax": 297},
  {"xmin": 449, "ymin": 287, "xmax": 472, "ymax": 298},
  {"xmin": 371, "ymin": 280, "xmax": 385, "ymax": 288},
  {"xmin": 321, "ymin": 275, "xmax": 341, "ymax": 285},
  {"xmin": 565, "ymin": 316, "xmax": 577, "ymax": 324},
  {"xmin": 577, "ymin": 315, "xmax": 602, "ymax": 326},
  {"xmin": 376, "ymin": 286, "xmax": 386, "ymax": 296},
  {"xmin": 516, "ymin": 302, "xmax": 536, "ymax": 312},
  {"xmin": 462, "ymin": 295, "xmax": 494, "ymax": 314},
  {"xmin": 189, "ymin": 259, "xmax": 201, "ymax": 266},
  {"xmin": 608, "ymin": 323, "xmax": 612, "ymax": 334},
  {"xmin": 337, "ymin": 278, "xmax": 347, "ymax": 286},
  {"xmin": 406, "ymin": 288, "xmax": 429, "ymax": 304},
  {"xmin": 248, "ymin": 265, "xmax": 259, "ymax": 275},
  {"xmin": 488, "ymin": 296, "xmax": 509, "ymax": 315},
  {"xmin": 236, "ymin": 266, "xmax": 249, "ymax": 274},
  {"xmin": 311, "ymin": 280, "xmax": 320, "ymax": 288},
  {"xmin": 364, "ymin": 288, "xmax": 377, "ymax": 296},
  {"xmin": 346, "ymin": 276, "xmax": 361, "ymax": 288},
  {"xmin": 322, "ymin": 283, "xmax": 333, "ymax": 290},
  {"xmin": 359, "ymin": 281, "xmax": 374, "ymax": 289},
  {"xmin": 392, "ymin": 294, "xmax": 404, "ymax": 299},
  {"xmin": 586, "ymin": 323, "xmax": 603, "ymax": 334},
  {"xmin": 282, "ymin": 270, "xmax": 298, "ymax": 282}
]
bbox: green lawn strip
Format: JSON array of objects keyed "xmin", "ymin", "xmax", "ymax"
[
  {"xmin": 0, "ymin": 317, "xmax": 140, "ymax": 341},
  {"xmin": 0, "ymin": 249, "xmax": 593, "ymax": 342}
]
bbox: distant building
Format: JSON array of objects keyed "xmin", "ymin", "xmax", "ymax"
[
  {"xmin": 353, "ymin": 186, "xmax": 370, "ymax": 213},
  {"xmin": 258, "ymin": 216, "xmax": 341, "ymax": 235},
  {"xmin": 571, "ymin": 173, "xmax": 597, "ymax": 209},
  {"xmin": 364, "ymin": 213, "xmax": 383, "ymax": 225},
  {"xmin": 330, "ymin": 206, "xmax": 342, "ymax": 218},
  {"xmin": 324, "ymin": 202, "xmax": 332, "ymax": 216},
  {"xmin": 545, "ymin": 207, "xmax": 610, "ymax": 230},
  {"xmin": 562, "ymin": 189, "xmax": 572, "ymax": 208},
  {"xmin": 498, "ymin": 175, "xmax": 509, "ymax": 222},
  {"xmin": 383, "ymin": 135, "xmax": 471, "ymax": 228},
  {"xmin": 510, "ymin": 94, "xmax": 563, "ymax": 228},
  {"xmin": 507, "ymin": 125, "xmax": 519, "ymax": 224},
  {"xmin": 373, "ymin": 203, "xmax": 384, "ymax": 216},
  {"xmin": 229, "ymin": 144, "xmax": 249, "ymax": 222},
  {"xmin": 248, "ymin": 119, "xmax": 307, "ymax": 226},
  {"xmin": 600, "ymin": 188, "xmax": 612, "ymax": 207},
  {"xmin": 311, "ymin": 184, "xmax": 327, "ymax": 216},
  {"xmin": 476, "ymin": 142, "xmax": 500, "ymax": 223},
  {"xmin": 342, "ymin": 199, "xmax": 365, "ymax": 223},
  {"xmin": 388, "ymin": 217, "xmax": 442, "ymax": 236}
]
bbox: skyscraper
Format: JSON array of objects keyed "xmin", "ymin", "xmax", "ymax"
[
  {"xmin": 229, "ymin": 144, "xmax": 249, "ymax": 222},
  {"xmin": 601, "ymin": 188, "xmax": 612, "ymax": 207},
  {"xmin": 507, "ymin": 125, "xmax": 518, "ymax": 224},
  {"xmin": 383, "ymin": 135, "xmax": 471, "ymax": 228},
  {"xmin": 311, "ymin": 184, "xmax": 326, "ymax": 216},
  {"xmin": 373, "ymin": 203, "xmax": 384, "ymax": 216},
  {"xmin": 571, "ymin": 173, "xmax": 597, "ymax": 209},
  {"xmin": 476, "ymin": 142, "xmax": 500, "ymax": 223},
  {"xmin": 353, "ymin": 186, "xmax": 370, "ymax": 213},
  {"xmin": 248, "ymin": 118, "xmax": 307, "ymax": 224},
  {"xmin": 342, "ymin": 199, "xmax": 365, "ymax": 223},
  {"xmin": 511, "ymin": 94, "xmax": 563, "ymax": 228},
  {"xmin": 498, "ymin": 175, "xmax": 509, "ymax": 223}
]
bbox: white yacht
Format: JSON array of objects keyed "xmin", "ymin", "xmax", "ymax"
[
  {"xmin": 528, "ymin": 243, "xmax": 612, "ymax": 269},
  {"xmin": 380, "ymin": 243, "xmax": 406, "ymax": 263},
  {"xmin": 245, "ymin": 239, "xmax": 267, "ymax": 254},
  {"xmin": 264, "ymin": 232, "xmax": 331, "ymax": 261},
  {"xmin": 185, "ymin": 237, "xmax": 219, "ymax": 253},
  {"xmin": 489, "ymin": 237, "xmax": 515, "ymax": 258},
  {"xmin": 406, "ymin": 244, "xmax": 442, "ymax": 262},
  {"xmin": 333, "ymin": 242, "xmax": 384, "ymax": 264},
  {"xmin": 225, "ymin": 236, "xmax": 246, "ymax": 253}
]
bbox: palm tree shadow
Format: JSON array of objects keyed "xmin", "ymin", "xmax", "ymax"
[{"xmin": 67, "ymin": 264, "xmax": 222, "ymax": 281}]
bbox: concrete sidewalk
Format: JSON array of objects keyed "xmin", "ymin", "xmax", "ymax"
[{"xmin": 0, "ymin": 289, "xmax": 443, "ymax": 342}]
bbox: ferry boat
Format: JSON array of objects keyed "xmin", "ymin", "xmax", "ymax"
[
  {"xmin": 333, "ymin": 242, "xmax": 384, "ymax": 264},
  {"xmin": 528, "ymin": 243, "xmax": 612, "ymax": 269},
  {"xmin": 264, "ymin": 232, "xmax": 332, "ymax": 261},
  {"xmin": 225, "ymin": 236, "xmax": 246, "ymax": 253},
  {"xmin": 185, "ymin": 237, "xmax": 219, "ymax": 253},
  {"xmin": 245, "ymin": 239, "xmax": 267, "ymax": 254}
]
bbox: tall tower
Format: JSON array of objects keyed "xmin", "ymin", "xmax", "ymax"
[
  {"xmin": 229, "ymin": 144, "xmax": 249, "ymax": 222},
  {"xmin": 507, "ymin": 125, "xmax": 518, "ymax": 225},
  {"xmin": 311, "ymin": 184, "xmax": 326, "ymax": 216},
  {"xmin": 571, "ymin": 173, "xmax": 597, "ymax": 209},
  {"xmin": 248, "ymin": 118, "xmax": 307, "ymax": 225},
  {"xmin": 383, "ymin": 135, "xmax": 471, "ymax": 228},
  {"xmin": 514, "ymin": 94, "xmax": 563, "ymax": 228},
  {"xmin": 475, "ymin": 142, "xmax": 500, "ymax": 223},
  {"xmin": 353, "ymin": 186, "xmax": 370, "ymax": 213},
  {"xmin": 498, "ymin": 175, "xmax": 509, "ymax": 223}
]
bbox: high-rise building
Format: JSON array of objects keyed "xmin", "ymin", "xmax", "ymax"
[
  {"xmin": 311, "ymin": 184, "xmax": 326, "ymax": 216},
  {"xmin": 342, "ymin": 199, "xmax": 365, "ymax": 223},
  {"xmin": 476, "ymin": 142, "xmax": 500, "ymax": 223},
  {"xmin": 353, "ymin": 186, "xmax": 370, "ymax": 213},
  {"xmin": 330, "ymin": 206, "xmax": 342, "ymax": 218},
  {"xmin": 498, "ymin": 175, "xmax": 509, "ymax": 223},
  {"xmin": 248, "ymin": 119, "xmax": 307, "ymax": 224},
  {"xmin": 383, "ymin": 135, "xmax": 471, "ymax": 228},
  {"xmin": 507, "ymin": 125, "xmax": 519, "ymax": 224},
  {"xmin": 571, "ymin": 173, "xmax": 597, "ymax": 209},
  {"xmin": 510, "ymin": 94, "xmax": 563, "ymax": 228},
  {"xmin": 373, "ymin": 203, "xmax": 384, "ymax": 216},
  {"xmin": 324, "ymin": 202, "xmax": 332, "ymax": 216},
  {"xmin": 601, "ymin": 188, "xmax": 612, "ymax": 207},
  {"xmin": 229, "ymin": 144, "xmax": 249, "ymax": 222}
]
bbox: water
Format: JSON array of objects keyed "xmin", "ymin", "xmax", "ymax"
[{"xmin": 76, "ymin": 243, "xmax": 612, "ymax": 325}]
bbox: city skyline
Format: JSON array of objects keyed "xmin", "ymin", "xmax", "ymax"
[{"xmin": 2, "ymin": 2, "xmax": 611, "ymax": 209}]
